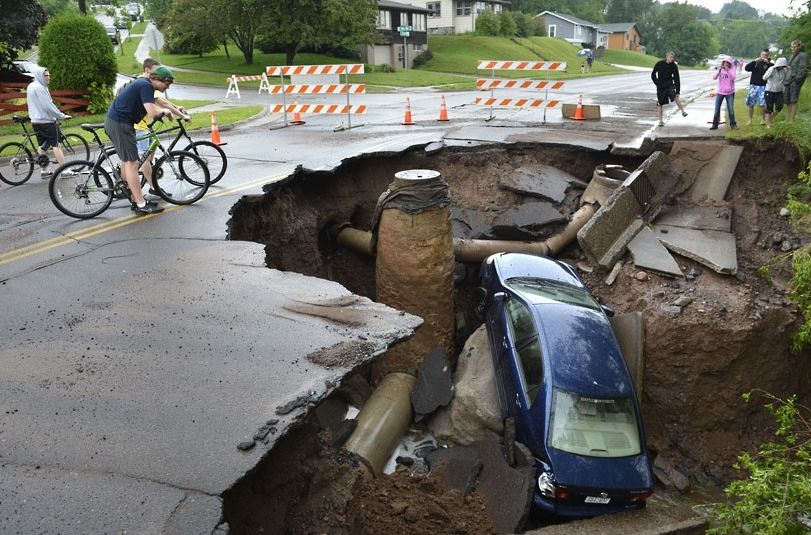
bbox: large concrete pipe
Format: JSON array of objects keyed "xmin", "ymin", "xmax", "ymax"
[
  {"xmin": 372, "ymin": 169, "xmax": 456, "ymax": 379},
  {"xmin": 342, "ymin": 372, "xmax": 416, "ymax": 474}
]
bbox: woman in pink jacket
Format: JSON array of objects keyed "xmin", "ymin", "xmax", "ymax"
[{"xmin": 711, "ymin": 55, "xmax": 737, "ymax": 130}]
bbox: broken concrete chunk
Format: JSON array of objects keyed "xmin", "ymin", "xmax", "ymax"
[
  {"xmin": 656, "ymin": 225, "xmax": 737, "ymax": 275},
  {"xmin": 670, "ymin": 141, "xmax": 743, "ymax": 202},
  {"xmin": 499, "ymin": 165, "xmax": 587, "ymax": 204},
  {"xmin": 627, "ymin": 227, "xmax": 684, "ymax": 277},
  {"xmin": 411, "ymin": 347, "xmax": 454, "ymax": 421},
  {"xmin": 655, "ymin": 204, "xmax": 732, "ymax": 232},
  {"xmin": 315, "ymin": 396, "xmax": 349, "ymax": 435},
  {"xmin": 451, "ymin": 206, "xmax": 492, "ymax": 239},
  {"xmin": 425, "ymin": 446, "xmax": 484, "ymax": 496},
  {"xmin": 653, "ymin": 454, "xmax": 691, "ymax": 492},
  {"xmin": 491, "ymin": 201, "xmax": 567, "ymax": 240}
]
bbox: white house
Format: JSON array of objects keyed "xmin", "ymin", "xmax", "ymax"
[{"xmin": 421, "ymin": 0, "xmax": 511, "ymax": 34}]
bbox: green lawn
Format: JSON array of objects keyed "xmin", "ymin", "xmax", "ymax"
[
  {"xmin": 728, "ymin": 83, "xmax": 811, "ymax": 154},
  {"xmin": 599, "ymin": 49, "xmax": 661, "ymax": 68}
]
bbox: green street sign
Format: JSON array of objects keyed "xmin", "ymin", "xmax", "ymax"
[
  {"xmin": 397, "ymin": 25, "xmax": 413, "ymax": 32},
  {"xmin": 399, "ymin": 31, "xmax": 410, "ymax": 37}
]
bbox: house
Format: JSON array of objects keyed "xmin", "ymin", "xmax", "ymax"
[
  {"xmin": 423, "ymin": 0, "xmax": 511, "ymax": 34},
  {"xmin": 535, "ymin": 11, "xmax": 608, "ymax": 49},
  {"xmin": 361, "ymin": 0, "xmax": 430, "ymax": 69},
  {"xmin": 600, "ymin": 22, "xmax": 643, "ymax": 52}
]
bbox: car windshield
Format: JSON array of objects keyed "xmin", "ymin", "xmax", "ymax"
[
  {"xmin": 549, "ymin": 388, "xmax": 641, "ymax": 458},
  {"xmin": 505, "ymin": 277, "xmax": 601, "ymax": 310}
]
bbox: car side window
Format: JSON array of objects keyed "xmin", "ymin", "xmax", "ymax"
[{"xmin": 506, "ymin": 299, "xmax": 544, "ymax": 404}]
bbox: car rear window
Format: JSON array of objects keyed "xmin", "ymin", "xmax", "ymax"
[
  {"xmin": 506, "ymin": 278, "xmax": 600, "ymax": 310},
  {"xmin": 549, "ymin": 388, "xmax": 641, "ymax": 458}
]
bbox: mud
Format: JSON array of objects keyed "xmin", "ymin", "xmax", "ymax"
[{"xmin": 226, "ymin": 139, "xmax": 811, "ymax": 531}]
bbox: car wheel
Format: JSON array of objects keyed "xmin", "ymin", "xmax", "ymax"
[{"xmin": 473, "ymin": 286, "xmax": 487, "ymax": 322}]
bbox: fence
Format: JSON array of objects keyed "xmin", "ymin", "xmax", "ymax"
[
  {"xmin": 264, "ymin": 64, "xmax": 366, "ymax": 130},
  {"xmin": 0, "ymin": 83, "xmax": 90, "ymax": 125},
  {"xmin": 224, "ymin": 73, "xmax": 271, "ymax": 99},
  {"xmin": 475, "ymin": 60, "xmax": 567, "ymax": 122}
]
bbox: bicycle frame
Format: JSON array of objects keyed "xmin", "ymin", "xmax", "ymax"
[{"xmin": 15, "ymin": 117, "xmax": 81, "ymax": 159}]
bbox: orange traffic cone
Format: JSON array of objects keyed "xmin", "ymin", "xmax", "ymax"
[
  {"xmin": 210, "ymin": 112, "xmax": 226, "ymax": 145},
  {"xmin": 571, "ymin": 94, "xmax": 585, "ymax": 120},
  {"xmin": 402, "ymin": 97, "xmax": 415, "ymax": 125},
  {"xmin": 437, "ymin": 95, "xmax": 449, "ymax": 122},
  {"xmin": 291, "ymin": 100, "xmax": 306, "ymax": 125}
]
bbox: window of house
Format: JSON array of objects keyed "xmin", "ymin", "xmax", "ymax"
[
  {"xmin": 413, "ymin": 13, "xmax": 426, "ymax": 31},
  {"xmin": 548, "ymin": 24, "xmax": 556, "ymax": 37},
  {"xmin": 376, "ymin": 9, "xmax": 391, "ymax": 29},
  {"xmin": 494, "ymin": 3, "xmax": 502, "ymax": 12},
  {"xmin": 427, "ymin": 1, "xmax": 441, "ymax": 17},
  {"xmin": 456, "ymin": 0, "xmax": 471, "ymax": 16},
  {"xmin": 476, "ymin": 1, "xmax": 488, "ymax": 14}
]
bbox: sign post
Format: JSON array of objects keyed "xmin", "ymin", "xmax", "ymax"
[{"xmin": 397, "ymin": 25, "xmax": 412, "ymax": 70}]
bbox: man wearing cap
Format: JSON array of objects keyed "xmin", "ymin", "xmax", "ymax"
[{"xmin": 104, "ymin": 65, "xmax": 176, "ymax": 214}]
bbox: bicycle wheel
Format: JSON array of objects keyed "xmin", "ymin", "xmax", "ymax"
[
  {"xmin": 49, "ymin": 160, "xmax": 114, "ymax": 219},
  {"xmin": 61, "ymin": 133, "xmax": 90, "ymax": 161},
  {"xmin": 0, "ymin": 142, "xmax": 35, "ymax": 185},
  {"xmin": 153, "ymin": 150, "xmax": 209, "ymax": 205},
  {"xmin": 182, "ymin": 141, "xmax": 227, "ymax": 185}
]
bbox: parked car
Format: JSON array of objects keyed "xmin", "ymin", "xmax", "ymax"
[
  {"xmin": 0, "ymin": 60, "xmax": 36, "ymax": 83},
  {"xmin": 125, "ymin": 2, "xmax": 141, "ymax": 20},
  {"xmin": 114, "ymin": 15, "xmax": 130, "ymax": 30},
  {"xmin": 475, "ymin": 252, "xmax": 654, "ymax": 518},
  {"xmin": 106, "ymin": 26, "xmax": 119, "ymax": 45}
]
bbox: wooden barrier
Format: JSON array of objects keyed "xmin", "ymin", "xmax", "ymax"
[{"xmin": 0, "ymin": 83, "xmax": 89, "ymax": 125}]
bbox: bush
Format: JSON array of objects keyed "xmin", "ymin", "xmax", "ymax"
[
  {"xmin": 86, "ymin": 81, "xmax": 113, "ymax": 114},
  {"xmin": 531, "ymin": 16, "xmax": 546, "ymax": 37},
  {"xmin": 513, "ymin": 12, "xmax": 534, "ymax": 38},
  {"xmin": 39, "ymin": 14, "xmax": 117, "ymax": 91},
  {"xmin": 412, "ymin": 48, "xmax": 433, "ymax": 68},
  {"xmin": 476, "ymin": 10, "xmax": 500, "ymax": 36},
  {"xmin": 498, "ymin": 11, "xmax": 517, "ymax": 37}
]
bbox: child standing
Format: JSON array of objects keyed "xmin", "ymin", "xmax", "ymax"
[
  {"xmin": 763, "ymin": 57, "xmax": 789, "ymax": 128},
  {"xmin": 710, "ymin": 56, "xmax": 737, "ymax": 130}
]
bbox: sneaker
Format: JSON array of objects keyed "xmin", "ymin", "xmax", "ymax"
[
  {"xmin": 682, "ymin": 112, "xmax": 688, "ymax": 117},
  {"xmin": 730, "ymin": 124, "xmax": 738, "ymax": 130},
  {"xmin": 131, "ymin": 201, "xmax": 164, "ymax": 215},
  {"xmin": 709, "ymin": 125, "xmax": 719, "ymax": 130},
  {"xmin": 148, "ymin": 188, "xmax": 172, "ymax": 198},
  {"xmin": 61, "ymin": 169, "xmax": 77, "ymax": 176},
  {"xmin": 658, "ymin": 121, "xmax": 664, "ymax": 127}
]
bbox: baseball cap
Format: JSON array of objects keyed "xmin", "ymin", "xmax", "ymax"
[{"xmin": 150, "ymin": 65, "xmax": 174, "ymax": 81}]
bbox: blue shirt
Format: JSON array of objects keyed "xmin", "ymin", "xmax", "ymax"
[{"xmin": 107, "ymin": 78, "xmax": 155, "ymax": 124}]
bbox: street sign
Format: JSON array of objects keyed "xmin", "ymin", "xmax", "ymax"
[
  {"xmin": 399, "ymin": 31, "xmax": 410, "ymax": 37},
  {"xmin": 143, "ymin": 24, "xmax": 165, "ymax": 51},
  {"xmin": 397, "ymin": 25, "xmax": 413, "ymax": 32}
]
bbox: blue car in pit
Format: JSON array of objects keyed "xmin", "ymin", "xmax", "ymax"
[{"xmin": 475, "ymin": 252, "xmax": 653, "ymax": 518}]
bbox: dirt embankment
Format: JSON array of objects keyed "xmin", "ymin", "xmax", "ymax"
[{"xmin": 226, "ymin": 139, "xmax": 811, "ymax": 531}]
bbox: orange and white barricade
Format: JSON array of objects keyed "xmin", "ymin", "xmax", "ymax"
[
  {"xmin": 225, "ymin": 73, "xmax": 271, "ymax": 99},
  {"xmin": 476, "ymin": 59, "xmax": 567, "ymax": 122},
  {"xmin": 265, "ymin": 64, "xmax": 366, "ymax": 130}
]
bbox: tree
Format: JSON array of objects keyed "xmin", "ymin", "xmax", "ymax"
[
  {"xmin": 781, "ymin": 10, "xmax": 811, "ymax": 51},
  {"xmin": 606, "ymin": 0, "xmax": 653, "ymax": 23},
  {"xmin": 716, "ymin": 19, "xmax": 771, "ymax": 56},
  {"xmin": 513, "ymin": 11, "xmax": 535, "ymax": 36},
  {"xmin": 208, "ymin": 0, "xmax": 268, "ymax": 65},
  {"xmin": 0, "ymin": 0, "xmax": 47, "ymax": 63},
  {"xmin": 38, "ymin": 13, "xmax": 117, "ymax": 90},
  {"xmin": 720, "ymin": 0, "xmax": 759, "ymax": 20},
  {"xmin": 40, "ymin": 0, "xmax": 79, "ymax": 18},
  {"xmin": 499, "ymin": 11, "xmax": 518, "ymax": 36},
  {"xmin": 643, "ymin": 2, "xmax": 714, "ymax": 65},
  {"xmin": 561, "ymin": 0, "xmax": 608, "ymax": 24},
  {"xmin": 164, "ymin": 0, "xmax": 223, "ymax": 56}
]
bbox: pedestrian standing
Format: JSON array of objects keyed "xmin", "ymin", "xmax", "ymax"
[
  {"xmin": 710, "ymin": 55, "xmax": 737, "ymax": 130},
  {"xmin": 586, "ymin": 49, "xmax": 594, "ymax": 73},
  {"xmin": 763, "ymin": 57, "xmax": 789, "ymax": 128},
  {"xmin": 25, "ymin": 67, "xmax": 71, "ymax": 178},
  {"xmin": 785, "ymin": 40, "xmax": 807, "ymax": 122},
  {"xmin": 651, "ymin": 51, "xmax": 688, "ymax": 127},
  {"xmin": 744, "ymin": 49, "xmax": 773, "ymax": 125}
]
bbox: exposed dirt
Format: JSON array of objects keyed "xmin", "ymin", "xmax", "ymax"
[{"xmin": 226, "ymin": 139, "xmax": 811, "ymax": 532}]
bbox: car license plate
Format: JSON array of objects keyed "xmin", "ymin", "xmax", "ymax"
[{"xmin": 584, "ymin": 496, "xmax": 611, "ymax": 504}]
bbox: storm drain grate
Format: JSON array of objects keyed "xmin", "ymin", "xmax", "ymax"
[{"xmin": 628, "ymin": 170, "xmax": 655, "ymax": 214}]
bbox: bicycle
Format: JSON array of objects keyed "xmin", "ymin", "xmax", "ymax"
[
  {"xmin": 48, "ymin": 118, "xmax": 209, "ymax": 219},
  {"xmin": 0, "ymin": 115, "xmax": 90, "ymax": 185}
]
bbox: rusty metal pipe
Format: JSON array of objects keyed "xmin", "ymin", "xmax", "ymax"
[{"xmin": 343, "ymin": 372, "xmax": 417, "ymax": 474}]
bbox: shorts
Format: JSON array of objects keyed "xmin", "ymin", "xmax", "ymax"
[
  {"xmin": 764, "ymin": 91, "xmax": 784, "ymax": 114},
  {"xmin": 745, "ymin": 85, "xmax": 766, "ymax": 107},
  {"xmin": 104, "ymin": 115, "xmax": 138, "ymax": 162},
  {"xmin": 656, "ymin": 86, "xmax": 677, "ymax": 106},
  {"xmin": 32, "ymin": 122, "xmax": 60, "ymax": 150},
  {"xmin": 785, "ymin": 80, "xmax": 805, "ymax": 104}
]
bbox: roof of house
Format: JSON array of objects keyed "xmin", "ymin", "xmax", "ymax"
[
  {"xmin": 378, "ymin": 0, "xmax": 430, "ymax": 13},
  {"xmin": 599, "ymin": 22, "xmax": 638, "ymax": 33},
  {"xmin": 537, "ymin": 11, "xmax": 600, "ymax": 29}
]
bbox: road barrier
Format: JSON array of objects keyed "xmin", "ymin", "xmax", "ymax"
[
  {"xmin": 265, "ymin": 64, "xmax": 365, "ymax": 129},
  {"xmin": 475, "ymin": 60, "xmax": 567, "ymax": 122},
  {"xmin": 225, "ymin": 73, "xmax": 271, "ymax": 99}
]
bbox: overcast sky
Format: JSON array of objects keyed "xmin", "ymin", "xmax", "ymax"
[{"xmin": 661, "ymin": 0, "xmax": 798, "ymax": 16}]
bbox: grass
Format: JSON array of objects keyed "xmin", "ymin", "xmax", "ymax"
[{"xmin": 599, "ymin": 49, "xmax": 661, "ymax": 68}]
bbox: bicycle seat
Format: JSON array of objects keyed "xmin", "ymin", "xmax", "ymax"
[
  {"xmin": 13, "ymin": 115, "xmax": 30, "ymax": 124},
  {"xmin": 80, "ymin": 123, "xmax": 105, "ymax": 132}
]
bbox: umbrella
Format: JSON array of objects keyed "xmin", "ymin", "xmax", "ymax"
[{"xmin": 577, "ymin": 49, "xmax": 591, "ymax": 57}]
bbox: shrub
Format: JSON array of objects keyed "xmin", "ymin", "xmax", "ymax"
[
  {"xmin": 498, "ymin": 11, "xmax": 517, "ymax": 37},
  {"xmin": 39, "ymin": 13, "xmax": 117, "ymax": 91},
  {"xmin": 412, "ymin": 48, "xmax": 433, "ymax": 68},
  {"xmin": 531, "ymin": 16, "xmax": 547, "ymax": 37},
  {"xmin": 86, "ymin": 81, "xmax": 113, "ymax": 114},
  {"xmin": 476, "ymin": 10, "xmax": 500, "ymax": 36},
  {"xmin": 513, "ymin": 12, "xmax": 534, "ymax": 38}
]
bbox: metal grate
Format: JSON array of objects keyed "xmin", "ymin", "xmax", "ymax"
[{"xmin": 628, "ymin": 170, "xmax": 655, "ymax": 213}]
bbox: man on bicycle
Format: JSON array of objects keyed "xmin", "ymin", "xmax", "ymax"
[
  {"xmin": 26, "ymin": 66, "xmax": 71, "ymax": 178},
  {"xmin": 104, "ymin": 66, "xmax": 176, "ymax": 214}
]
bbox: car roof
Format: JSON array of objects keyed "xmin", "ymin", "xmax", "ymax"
[
  {"xmin": 533, "ymin": 303, "xmax": 634, "ymax": 396},
  {"xmin": 492, "ymin": 253, "xmax": 585, "ymax": 289}
]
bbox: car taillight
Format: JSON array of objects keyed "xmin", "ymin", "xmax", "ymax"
[
  {"xmin": 555, "ymin": 487, "xmax": 570, "ymax": 500},
  {"xmin": 629, "ymin": 490, "xmax": 653, "ymax": 502}
]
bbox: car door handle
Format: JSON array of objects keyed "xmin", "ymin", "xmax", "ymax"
[
  {"xmin": 502, "ymin": 338, "xmax": 508, "ymax": 349},
  {"xmin": 514, "ymin": 392, "xmax": 521, "ymax": 408}
]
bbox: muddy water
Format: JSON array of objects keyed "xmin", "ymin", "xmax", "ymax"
[{"xmin": 225, "ymin": 140, "xmax": 811, "ymax": 532}]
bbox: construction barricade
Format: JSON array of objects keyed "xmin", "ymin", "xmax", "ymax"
[
  {"xmin": 475, "ymin": 60, "xmax": 567, "ymax": 122},
  {"xmin": 265, "ymin": 64, "xmax": 366, "ymax": 130},
  {"xmin": 225, "ymin": 73, "xmax": 271, "ymax": 99}
]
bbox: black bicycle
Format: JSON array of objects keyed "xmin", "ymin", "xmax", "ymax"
[
  {"xmin": 48, "ymin": 119, "xmax": 209, "ymax": 219},
  {"xmin": 0, "ymin": 115, "xmax": 90, "ymax": 185}
]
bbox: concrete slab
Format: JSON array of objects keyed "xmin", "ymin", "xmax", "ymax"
[
  {"xmin": 655, "ymin": 204, "xmax": 732, "ymax": 232},
  {"xmin": 655, "ymin": 225, "xmax": 738, "ymax": 274},
  {"xmin": 451, "ymin": 206, "xmax": 492, "ymax": 239},
  {"xmin": 500, "ymin": 165, "xmax": 588, "ymax": 204},
  {"xmin": 609, "ymin": 312, "xmax": 646, "ymax": 394},
  {"xmin": 670, "ymin": 141, "xmax": 743, "ymax": 202},
  {"xmin": 425, "ymin": 446, "xmax": 483, "ymax": 496},
  {"xmin": 492, "ymin": 201, "xmax": 567, "ymax": 240},
  {"xmin": 627, "ymin": 227, "xmax": 684, "ymax": 277},
  {"xmin": 561, "ymin": 103, "xmax": 602, "ymax": 120},
  {"xmin": 0, "ymin": 241, "xmax": 421, "ymax": 532},
  {"xmin": 411, "ymin": 346, "xmax": 454, "ymax": 421}
]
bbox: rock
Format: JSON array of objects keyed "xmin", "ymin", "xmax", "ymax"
[
  {"xmin": 673, "ymin": 296, "xmax": 693, "ymax": 307},
  {"xmin": 428, "ymin": 326, "xmax": 502, "ymax": 445},
  {"xmin": 653, "ymin": 454, "xmax": 691, "ymax": 492},
  {"xmin": 781, "ymin": 240, "xmax": 793, "ymax": 252},
  {"xmin": 653, "ymin": 290, "xmax": 666, "ymax": 298},
  {"xmin": 685, "ymin": 267, "xmax": 703, "ymax": 280},
  {"xmin": 634, "ymin": 271, "xmax": 649, "ymax": 281},
  {"xmin": 411, "ymin": 346, "xmax": 454, "ymax": 421},
  {"xmin": 665, "ymin": 306, "xmax": 682, "ymax": 315},
  {"xmin": 735, "ymin": 272, "xmax": 746, "ymax": 282},
  {"xmin": 605, "ymin": 261, "xmax": 623, "ymax": 286},
  {"xmin": 236, "ymin": 440, "xmax": 256, "ymax": 451},
  {"xmin": 780, "ymin": 207, "xmax": 790, "ymax": 217},
  {"xmin": 391, "ymin": 500, "xmax": 409, "ymax": 515},
  {"xmin": 576, "ymin": 261, "xmax": 594, "ymax": 274}
]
